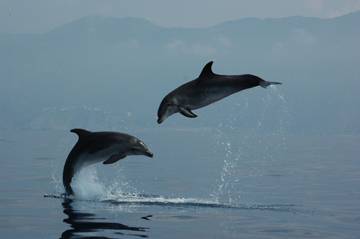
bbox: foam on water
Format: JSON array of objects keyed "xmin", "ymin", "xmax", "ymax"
[
  {"xmin": 49, "ymin": 162, "xmax": 217, "ymax": 206},
  {"xmin": 48, "ymin": 161, "xmax": 297, "ymax": 212},
  {"xmin": 44, "ymin": 191, "xmax": 297, "ymax": 213},
  {"xmin": 70, "ymin": 167, "xmax": 108, "ymax": 200}
]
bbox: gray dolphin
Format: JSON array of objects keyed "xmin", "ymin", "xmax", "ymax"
[
  {"xmin": 63, "ymin": 128, "xmax": 154, "ymax": 195},
  {"xmin": 157, "ymin": 61, "xmax": 282, "ymax": 124}
]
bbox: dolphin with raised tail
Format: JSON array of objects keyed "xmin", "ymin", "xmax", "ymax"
[
  {"xmin": 157, "ymin": 61, "xmax": 282, "ymax": 124},
  {"xmin": 63, "ymin": 128, "xmax": 154, "ymax": 195}
]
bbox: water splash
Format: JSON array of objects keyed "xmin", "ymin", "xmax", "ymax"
[
  {"xmin": 58, "ymin": 165, "xmax": 139, "ymax": 201},
  {"xmin": 212, "ymin": 115, "xmax": 241, "ymax": 204},
  {"xmin": 48, "ymin": 86, "xmax": 290, "ymax": 208},
  {"xmin": 212, "ymin": 86, "xmax": 290, "ymax": 204},
  {"xmin": 70, "ymin": 167, "xmax": 108, "ymax": 200},
  {"xmin": 268, "ymin": 85, "xmax": 291, "ymax": 135}
]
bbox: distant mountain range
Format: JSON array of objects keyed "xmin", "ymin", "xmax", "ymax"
[{"xmin": 1, "ymin": 12, "xmax": 359, "ymax": 134}]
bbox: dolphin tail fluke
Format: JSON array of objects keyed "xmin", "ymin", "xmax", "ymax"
[{"xmin": 259, "ymin": 80, "xmax": 282, "ymax": 89}]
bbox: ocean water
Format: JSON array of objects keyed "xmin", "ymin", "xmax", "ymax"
[
  {"xmin": 0, "ymin": 128, "xmax": 359, "ymax": 239},
  {"xmin": 0, "ymin": 85, "xmax": 358, "ymax": 239}
]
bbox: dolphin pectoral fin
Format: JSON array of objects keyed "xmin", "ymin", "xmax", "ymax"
[
  {"xmin": 103, "ymin": 154, "xmax": 126, "ymax": 164},
  {"xmin": 179, "ymin": 107, "xmax": 197, "ymax": 118}
]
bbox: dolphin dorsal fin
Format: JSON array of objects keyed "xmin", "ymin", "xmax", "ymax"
[
  {"xmin": 198, "ymin": 61, "xmax": 215, "ymax": 78},
  {"xmin": 70, "ymin": 128, "xmax": 92, "ymax": 139}
]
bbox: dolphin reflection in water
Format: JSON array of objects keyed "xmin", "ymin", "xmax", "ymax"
[{"xmin": 61, "ymin": 199, "xmax": 149, "ymax": 238}]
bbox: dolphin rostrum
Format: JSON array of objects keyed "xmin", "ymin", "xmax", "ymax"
[
  {"xmin": 63, "ymin": 128, "xmax": 154, "ymax": 195},
  {"xmin": 157, "ymin": 61, "xmax": 282, "ymax": 124}
]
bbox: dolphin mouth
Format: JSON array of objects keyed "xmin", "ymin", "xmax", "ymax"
[
  {"xmin": 157, "ymin": 118, "xmax": 164, "ymax": 124},
  {"xmin": 147, "ymin": 152, "xmax": 154, "ymax": 158}
]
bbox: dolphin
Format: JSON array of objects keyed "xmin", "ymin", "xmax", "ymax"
[
  {"xmin": 63, "ymin": 128, "xmax": 154, "ymax": 195},
  {"xmin": 157, "ymin": 61, "xmax": 282, "ymax": 124}
]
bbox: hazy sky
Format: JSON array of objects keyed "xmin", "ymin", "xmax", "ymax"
[{"xmin": 1, "ymin": 0, "xmax": 360, "ymax": 33}]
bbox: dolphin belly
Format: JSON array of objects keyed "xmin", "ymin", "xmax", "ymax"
[
  {"xmin": 72, "ymin": 154, "xmax": 105, "ymax": 174},
  {"xmin": 73, "ymin": 145, "xmax": 123, "ymax": 172},
  {"xmin": 187, "ymin": 87, "xmax": 235, "ymax": 110}
]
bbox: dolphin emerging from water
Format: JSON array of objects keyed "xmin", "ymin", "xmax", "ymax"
[
  {"xmin": 63, "ymin": 128, "xmax": 154, "ymax": 195},
  {"xmin": 157, "ymin": 61, "xmax": 282, "ymax": 124}
]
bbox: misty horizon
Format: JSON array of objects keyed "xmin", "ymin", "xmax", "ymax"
[{"xmin": 1, "ymin": 11, "xmax": 359, "ymax": 134}]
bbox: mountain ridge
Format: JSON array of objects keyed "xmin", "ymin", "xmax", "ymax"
[{"xmin": 1, "ymin": 11, "xmax": 359, "ymax": 134}]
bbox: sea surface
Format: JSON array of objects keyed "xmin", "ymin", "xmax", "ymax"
[{"xmin": 0, "ymin": 129, "xmax": 359, "ymax": 238}]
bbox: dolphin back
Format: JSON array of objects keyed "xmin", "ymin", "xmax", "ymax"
[{"xmin": 63, "ymin": 128, "xmax": 94, "ymax": 195}]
